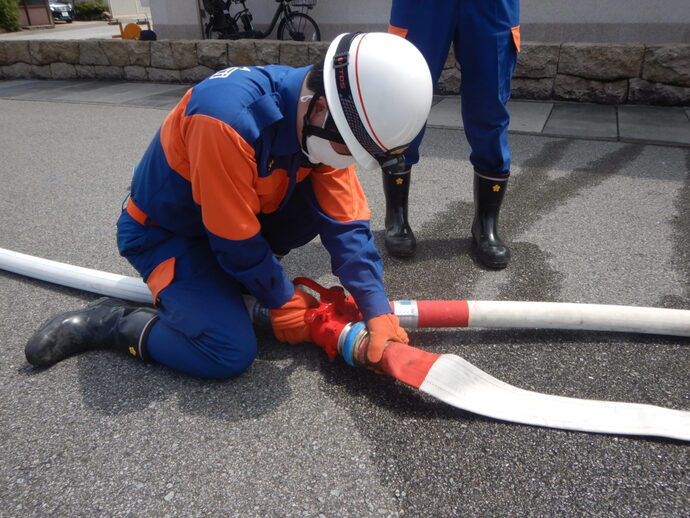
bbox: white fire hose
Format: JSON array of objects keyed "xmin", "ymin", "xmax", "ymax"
[
  {"xmin": 1, "ymin": 246, "xmax": 688, "ymax": 441},
  {"xmin": 2, "ymin": 247, "xmax": 687, "ymax": 337}
]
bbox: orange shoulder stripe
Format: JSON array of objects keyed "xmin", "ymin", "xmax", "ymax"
[{"xmin": 310, "ymin": 165, "xmax": 370, "ymax": 223}]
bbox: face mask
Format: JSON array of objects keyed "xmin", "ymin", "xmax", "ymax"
[
  {"xmin": 301, "ymin": 95, "xmax": 355, "ymax": 169},
  {"xmin": 305, "ymin": 125, "xmax": 355, "ymax": 169}
]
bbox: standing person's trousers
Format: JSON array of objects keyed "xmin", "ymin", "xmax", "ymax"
[{"xmin": 389, "ymin": 0, "xmax": 520, "ymax": 176}]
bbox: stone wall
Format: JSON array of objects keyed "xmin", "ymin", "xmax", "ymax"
[
  {"xmin": 0, "ymin": 40, "xmax": 329, "ymax": 84},
  {"xmin": 1, "ymin": 39, "xmax": 688, "ymax": 105},
  {"xmin": 439, "ymin": 42, "xmax": 689, "ymax": 105}
]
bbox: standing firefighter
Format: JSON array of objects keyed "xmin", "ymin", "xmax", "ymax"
[
  {"xmin": 25, "ymin": 33, "xmax": 433, "ymax": 378},
  {"xmin": 383, "ymin": 0, "xmax": 520, "ymax": 268}
]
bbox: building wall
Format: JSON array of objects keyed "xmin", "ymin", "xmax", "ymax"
[
  {"xmin": 187, "ymin": 0, "xmax": 690, "ymax": 43},
  {"xmin": 149, "ymin": 0, "xmax": 204, "ymax": 39},
  {"xmin": 520, "ymin": 0, "xmax": 690, "ymax": 43}
]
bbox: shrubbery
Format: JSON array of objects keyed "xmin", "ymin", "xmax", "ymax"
[
  {"xmin": 0, "ymin": 0, "xmax": 20, "ymax": 32},
  {"xmin": 74, "ymin": 0, "xmax": 110, "ymax": 21}
]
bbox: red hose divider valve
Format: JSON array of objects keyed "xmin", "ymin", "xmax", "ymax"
[{"xmin": 294, "ymin": 277, "xmax": 363, "ymax": 358}]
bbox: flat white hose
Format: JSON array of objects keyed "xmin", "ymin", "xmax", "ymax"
[{"xmin": 420, "ymin": 354, "xmax": 690, "ymax": 441}]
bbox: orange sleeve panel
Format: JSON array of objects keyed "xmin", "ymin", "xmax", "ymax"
[
  {"xmin": 160, "ymin": 89, "xmax": 193, "ymax": 181},
  {"xmin": 181, "ymin": 113, "xmax": 261, "ymax": 241},
  {"xmin": 310, "ymin": 165, "xmax": 370, "ymax": 223}
]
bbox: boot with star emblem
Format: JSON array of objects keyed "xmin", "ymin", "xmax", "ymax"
[
  {"xmin": 471, "ymin": 171, "xmax": 511, "ymax": 268},
  {"xmin": 382, "ymin": 163, "xmax": 416, "ymax": 257}
]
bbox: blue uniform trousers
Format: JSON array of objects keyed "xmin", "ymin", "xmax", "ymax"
[
  {"xmin": 116, "ymin": 182, "xmax": 321, "ymax": 379},
  {"xmin": 390, "ymin": 0, "xmax": 520, "ymax": 176}
]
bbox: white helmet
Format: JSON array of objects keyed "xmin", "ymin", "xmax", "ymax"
[{"xmin": 322, "ymin": 32, "xmax": 433, "ymax": 172}]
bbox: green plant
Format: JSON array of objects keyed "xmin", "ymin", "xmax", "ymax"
[
  {"xmin": 0, "ymin": 0, "xmax": 20, "ymax": 32},
  {"xmin": 74, "ymin": 0, "xmax": 110, "ymax": 21}
]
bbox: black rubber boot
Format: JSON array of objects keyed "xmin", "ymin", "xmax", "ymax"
[
  {"xmin": 382, "ymin": 164, "xmax": 416, "ymax": 258},
  {"xmin": 471, "ymin": 172, "xmax": 511, "ymax": 269},
  {"xmin": 25, "ymin": 298, "xmax": 158, "ymax": 367}
]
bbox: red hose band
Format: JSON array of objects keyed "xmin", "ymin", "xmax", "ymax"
[
  {"xmin": 381, "ymin": 342, "xmax": 441, "ymax": 389},
  {"xmin": 416, "ymin": 300, "xmax": 470, "ymax": 328}
]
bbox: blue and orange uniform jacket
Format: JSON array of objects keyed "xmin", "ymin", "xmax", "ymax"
[{"xmin": 128, "ymin": 65, "xmax": 390, "ymax": 321}]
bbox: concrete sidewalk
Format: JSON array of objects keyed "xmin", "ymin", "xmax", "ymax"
[
  {"xmin": 1, "ymin": 78, "xmax": 689, "ymax": 147},
  {"xmin": 429, "ymin": 96, "xmax": 690, "ymax": 147}
]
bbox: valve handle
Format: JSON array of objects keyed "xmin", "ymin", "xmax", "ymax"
[
  {"xmin": 293, "ymin": 277, "xmax": 363, "ymax": 358},
  {"xmin": 293, "ymin": 277, "xmax": 345, "ymax": 303}
]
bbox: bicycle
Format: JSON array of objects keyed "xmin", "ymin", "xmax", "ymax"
[{"xmin": 203, "ymin": 0, "xmax": 321, "ymax": 42}]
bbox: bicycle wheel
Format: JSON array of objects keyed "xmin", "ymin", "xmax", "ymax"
[
  {"xmin": 277, "ymin": 12, "xmax": 321, "ymax": 42},
  {"xmin": 205, "ymin": 21, "xmax": 215, "ymax": 39}
]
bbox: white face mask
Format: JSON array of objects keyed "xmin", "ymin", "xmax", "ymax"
[
  {"xmin": 305, "ymin": 131, "xmax": 356, "ymax": 169},
  {"xmin": 301, "ymin": 98, "xmax": 355, "ymax": 169}
]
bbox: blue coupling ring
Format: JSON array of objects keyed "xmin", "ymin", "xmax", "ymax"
[{"xmin": 341, "ymin": 321, "xmax": 366, "ymax": 367}]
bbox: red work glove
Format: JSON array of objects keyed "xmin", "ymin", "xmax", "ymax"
[
  {"xmin": 269, "ymin": 288, "xmax": 319, "ymax": 344},
  {"xmin": 362, "ymin": 313, "xmax": 409, "ymax": 367}
]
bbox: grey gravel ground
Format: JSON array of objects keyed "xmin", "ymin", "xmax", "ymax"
[{"xmin": 0, "ymin": 89, "xmax": 688, "ymax": 518}]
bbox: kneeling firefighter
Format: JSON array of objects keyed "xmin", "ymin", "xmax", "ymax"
[{"xmin": 25, "ymin": 33, "xmax": 433, "ymax": 378}]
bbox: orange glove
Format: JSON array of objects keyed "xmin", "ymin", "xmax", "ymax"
[
  {"xmin": 269, "ymin": 288, "xmax": 319, "ymax": 344},
  {"xmin": 362, "ymin": 313, "xmax": 409, "ymax": 366}
]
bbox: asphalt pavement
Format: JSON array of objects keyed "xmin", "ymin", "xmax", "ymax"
[{"xmin": 0, "ymin": 80, "xmax": 688, "ymax": 517}]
